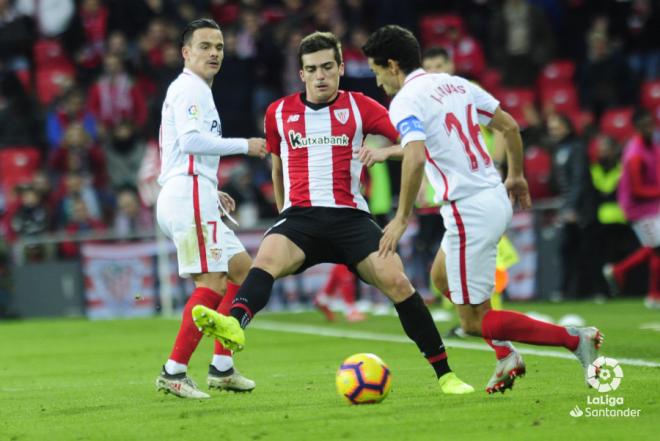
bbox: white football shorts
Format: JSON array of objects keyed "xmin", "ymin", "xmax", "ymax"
[
  {"xmin": 156, "ymin": 175, "xmax": 246, "ymax": 277},
  {"xmin": 440, "ymin": 183, "xmax": 512, "ymax": 305},
  {"xmin": 632, "ymin": 212, "xmax": 660, "ymax": 248}
]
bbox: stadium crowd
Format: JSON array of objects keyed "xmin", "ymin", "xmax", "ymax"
[{"xmin": 0, "ymin": 0, "xmax": 659, "ymax": 314}]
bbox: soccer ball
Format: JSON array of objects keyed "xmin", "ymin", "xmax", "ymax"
[{"xmin": 336, "ymin": 353, "xmax": 392, "ymax": 404}]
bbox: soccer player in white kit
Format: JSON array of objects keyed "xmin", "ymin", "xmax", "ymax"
[
  {"xmin": 155, "ymin": 18, "xmax": 267, "ymax": 399},
  {"xmin": 363, "ymin": 25, "xmax": 603, "ymax": 393}
]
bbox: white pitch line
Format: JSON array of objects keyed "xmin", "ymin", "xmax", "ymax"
[{"xmin": 251, "ymin": 320, "xmax": 660, "ymax": 368}]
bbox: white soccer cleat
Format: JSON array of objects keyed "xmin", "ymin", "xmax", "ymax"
[
  {"xmin": 485, "ymin": 350, "xmax": 526, "ymax": 394},
  {"xmin": 156, "ymin": 368, "xmax": 210, "ymax": 399},
  {"xmin": 207, "ymin": 365, "xmax": 256, "ymax": 392},
  {"xmin": 568, "ymin": 326, "xmax": 604, "ymax": 385}
]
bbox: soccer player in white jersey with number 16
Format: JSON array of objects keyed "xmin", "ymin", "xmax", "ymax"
[
  {"xmin": 155, "ymin": 18, "xmax": 267, "ymax": 399},
  {"xmin": 363, "ymin": 25, "xmax": 604, "ymax": 394}
]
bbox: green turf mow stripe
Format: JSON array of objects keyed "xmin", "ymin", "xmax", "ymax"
[{"xmin": 251, "ymin": 320, "xmax": 660, "ymax": 368}]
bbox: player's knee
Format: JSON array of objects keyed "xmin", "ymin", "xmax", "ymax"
[
  {"xmin": 252, "ymin": 255, "xmax": 285, "ymax": 277},
  {"xmin": 459, "ymin": 316, "xmax": 482, "ymax": 336},
  {"xmin": 430, "ymin": 265, "xmax": 448, "ymax": 293},
  {"xmin": 382, "ymin": 272, "xmax": 413, "ymax": 302}
]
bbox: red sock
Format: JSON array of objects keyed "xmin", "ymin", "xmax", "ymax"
[
  {"xmin": 214, "ymin": 282, "xmax": 240, "ymax": 356},
  {"xmin": 649, "ymin": 251, "xmax": 660, "ymax": 299},
  {"xmin": 482, "ymin": 310, "xmax": 579, "ymax": 351},
  {"xmin": 169, "ymin": 287, "xmax": 221, "ymax": 364},
  {"xmin": 485, "ymin": 339, "xmax": 513, "ymax": 360},
  {"xmin": 337, "ymin": 266, "xmax": 357, "ymax": 305},
  {"xmin": 614, "ymin": 246, "xmax": 652, "ymax": 284},
  {"xmin": 322, "ymin": 265, "xmax": 343, "ymax": 297}
]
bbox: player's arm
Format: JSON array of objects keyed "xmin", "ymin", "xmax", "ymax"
[
  {"xmin": 488, "ymin": 107, "xmax": 531, "ymax": 209},
  {"xmin": 271, "ymin": 154, "xmax": 285, "ymax": 212},
  {"xmin": 379, "ymin": 139, "xmax": 425, "ymax": 257},
  {"xmin": 354, "ymin": 93, "xmax": 404, "ymax": 166}
]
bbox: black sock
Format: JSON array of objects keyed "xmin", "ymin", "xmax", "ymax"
[
  {"xmin": 394, "ymin": 292, "xmax": 451, "ymax": 378},
  {"xmin": 230, "ymin": 267, "xmax": 275, "ymax": 328}
]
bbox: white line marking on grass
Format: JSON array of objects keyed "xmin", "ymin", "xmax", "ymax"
[
  {"xmin": 640, "ymin": 323, "xmax": 660, "ymax": 332},
  {"xmin": 251, "ymin": 320, "xmax": 660, "ymax": 368}
]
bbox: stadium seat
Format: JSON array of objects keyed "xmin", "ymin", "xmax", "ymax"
[
  {"xmin": 565, "ymin": 109, "xmax": 594, "ymax": 136},
  {"xmin": 539, "ymin": 60, "xmax": 576, "ymax": 87},
  {"xmin": 419, "ymin": 14, "xmax": 464, "ymax": 47},
  {"xmin": 0, "ymin": 147, "xmax": 42, "ymax": 199},
  {"xmin": 541, "ymin": 83, "xmax": 580, "ymax": 114},
  {"xmin": 494, "ymin": 88, "xmax": 535, "ymax": 128},
  {"xmin": 524, "ymin": 145, "xmax": 555, "ymax": 200},
  {"xmin": 35, "ymin": 65, "xmax": 75, "ymax": 105},
  {"xmin": 599, "ymin": 107, "xmax": 635, "ymax": 143},
  {"xmin": 479, "ymin": 68, "xmax": 502, "ymax": 94},
  {"xmin": 640, "ymin": 80, "xmax": 660, "ymax": 111}
]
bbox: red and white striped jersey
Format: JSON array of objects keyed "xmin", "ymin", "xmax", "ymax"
[
  {"xmin": 389, "ymin": 69, "xmax": 502, "ymax": 202},
  {"xmin": 265, "ymin": 90, "xmax": 398, "ymax": 212}
]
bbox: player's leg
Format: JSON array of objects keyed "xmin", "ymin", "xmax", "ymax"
[
  {"xmin": 207, "ymin": 250, "xmax": 256, "ymax": 391},
  {"xmin": 314, "ymin": 264, "xmax": 341, "ymax": 321},
  {"xmin": 355, "ymin": 251, "xmax": 473, "ymax": 394},
  {"xmin": 603, "ymin": 246, "xmax": 652, "ymax": 294},
  {"xmin": 155, "ymin": 177, "xmax": 223, "ymax": 398},
  {"xmin": 193, "ymin": 232, "xmax": 307, "ymax": 348},
  {"xmin": 648, "ymin": 246, "xmax": 660, "ymax": 308}
]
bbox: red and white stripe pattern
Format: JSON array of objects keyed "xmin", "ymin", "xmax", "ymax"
[{"xmin": 266, "ymin": 91, "xmax": 398, "ymax": 212}]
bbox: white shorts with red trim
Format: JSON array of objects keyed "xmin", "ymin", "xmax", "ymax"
[
  {"xmin": 440, "ymin": 184, "xmax": 512, "ymax": 305},
  {"xmin": 632, "ymin": 213, "xmax": 660, "ymax": 247},
  {"xmin": 156, "ymin": 175, "xmax": 246, "ymax": 278}
]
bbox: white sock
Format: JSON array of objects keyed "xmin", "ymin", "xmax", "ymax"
[
  {"xmin": 164, "ymin": 359, "xmax": 187, "ymax": 375},
  {"xmin": 211, "ymin": 355, "xmax": 234, "ymax": 372}
]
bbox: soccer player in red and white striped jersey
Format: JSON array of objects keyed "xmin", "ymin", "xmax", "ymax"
[{"xmin": 193, "ymin": 31, "xmax": 474, "ymax": 395}]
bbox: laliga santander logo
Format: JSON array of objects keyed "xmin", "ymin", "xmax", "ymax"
[{"xmin": 587, "ymin": 356, "xmax": 624, "ymax": 393}]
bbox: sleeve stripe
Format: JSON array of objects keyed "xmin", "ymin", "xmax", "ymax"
[{"xmin": 477, "ymin": 109, "xmax": 494, "ymax": 118}]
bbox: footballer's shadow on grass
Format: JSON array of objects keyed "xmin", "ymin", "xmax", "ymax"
[{"xmin": 45, "ymin": 404, "xmax": 126, "ymax": 417}]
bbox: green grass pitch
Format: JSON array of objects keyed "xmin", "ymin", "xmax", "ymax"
[{"xmin": 1, "ymin": 299, "xmax": 658, "ymax": 441}]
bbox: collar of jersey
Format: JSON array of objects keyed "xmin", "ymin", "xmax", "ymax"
[
  {"xmin": 182, "ymin": 68, "xmax": 211, "ymax": 89},
  {"xmin": 403, "ymin": 68, "xmax": 427, "ymax": 86},
  {"xmin": 299, "ymin": 91, "xmax": 341, "ymax": 111}
]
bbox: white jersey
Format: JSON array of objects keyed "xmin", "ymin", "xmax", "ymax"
[
  {"xmin": 158, "ymin": 68, "xmax": 223, "ymax": 187},
  {"xmin": 389, "ymin": 68, "xmax": 502, "ymax": 202}
]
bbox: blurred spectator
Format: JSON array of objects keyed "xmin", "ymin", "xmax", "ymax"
[
  {"xmin": 113, "ymin": 185, "xmax": 153, "ymax": 237},
  {"xmin": 212, "ymin": 28, "xmax": 255, "ymax": 137},
  {"xmin": 53, "ymin": 172, "xmax": 102, "ymax": 229},
  {"xmin": 422, "ymin": 47, "xmax": 454, "ymax": 74},
  {"xmin": 138, "ymin": 17, "xmax": 170, "ymax": 71},
  {"xmin": 46, "ymin": 87, "xmax": 98, "ymax": 151},
  {"xmin": 341, "ymin": 27, "xmax": 380, "ymax": 99},
  {"xmin": 618, "ymin": 0, "xmax": 660, "ymax": 82},
  {"xmin": 106, "ymin": 30, "xmax": 139, "ymax": 74},
  {"xmin": 547, "ymin": 113, "xmax": 597, "ymax": 298},
  {"xmin": 108, "ymin": 0, "xmax": 177, "ymax": 40},
  {"xmin": 0, "ymin": 69, "xmax": 41, "ymax": 148},
  {"xmin": 9, "ymin": 183, "xmax": 50, "ymax": 260},
  {"xmin": 282, "ymin": 29, "xmax": 304, "ymax": 96},
  {"xmin": 103, "ymin": 120, "xmax": 146, "ymax": 189},
  {"xmin": 429, "ymin": 19, "xmax": 485, "ymax": 80},
  {"xmin": 490, "ymin": 0, "xmax": 554, "ymax": 86},
  {"xmin": 87, "ymin": 53, "xmax": 148, "ymax": 134},
  {"xmin": 49, "ymin": 122, "xmax": 107, "ymax": 189},
  {"xmin": 74, "ymin": 0, "xmax": 110, "ymax": 81},
  {"xmin": 578, "ymin": 30, "xmax": 633, "ymax": 118},
  {"xmin": 220, "ymin": 162, "xmax": 277, "ymax": 227},
  {"xmin": 59, "ymin": 195, "xmax": 105, "ymax": 258},
  {"xmin": 0, "ymin": 0, "xmax": 34, "ymax": 71},
  {"xmin": 147, "ymin": 41, "xmax": 181, "ymax": 133}
]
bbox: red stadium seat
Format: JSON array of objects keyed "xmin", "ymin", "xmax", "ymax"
[
  {"xmin": 565, "ymin": 109, "xmax": 594, "ymax": 136},
  {"xmin": 539, "ymin": 60, "xmax": 576, "ymax": 86},
  {"xmin": 479, "ymin": 68, "xmax": 502, "ymax": 94},
  {"xmin": 524, "ymin": 145, "xmax": 555, "ymax": 200},
  {"xmin": 419, "ymin": 14, "xmax": 464, "ymax": 47},
  {"xmin": 495, "ymin": 88, "xmax": 536, "ymax": 128},
  {"xmin": 35, "ymin": 65, "xmax": 75, "ymax": 105},
  {"xmin": 640, "ymin": 80, "xmax": 660, "ymax": 111},
  {"xmin": 599, "ymin": 107, "xmax": 635, "ymax": 143},
  {"xmin": 0, "ymin": 147, "xmax": 42, "ymax": 199},
  {"xmin": 541, "ymin": 83, "xmax": 579, "ymax": 114}
]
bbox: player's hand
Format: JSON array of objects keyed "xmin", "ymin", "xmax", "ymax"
[
  {"xmin": 358, "ymin": 146, "xmax": 388, "ymax": 167},
  {"xmin": 247, "ymin": 137, "xmax": 267, "ymax": 159},
  {"xmin": 378, "ymin": 216, "xmax": 408, "ymax": 258},
  {"xmin": 504, "ymin": 175, "xmax": 532, "ymax": 209},
  {"xmin": 217, "ymin": 191, "xmax": 236, "ymax": 213}
]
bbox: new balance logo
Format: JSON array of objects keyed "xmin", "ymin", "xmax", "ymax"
[{"xmin": 287, "ymin": 114, "xmax": 300, "ymax": 123}]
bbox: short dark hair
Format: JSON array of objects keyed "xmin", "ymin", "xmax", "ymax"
[
  {"xmin": 422, "ymin": 47, "xmax": 450, "ymax": 61},
  {"xmin": 362, "ymin": 25, "xmax": 421, "ymax": 74},
  {"xmin": 298, "ymin": 31, "xmax": 342, "ymax": 68},
  {"xmin": 181, "ymin": 18, "xmax": 221, "ymax": 47}
]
